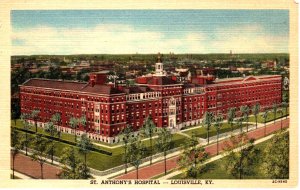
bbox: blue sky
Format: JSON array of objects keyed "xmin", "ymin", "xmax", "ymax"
[{"xmin": 11, "ymin": 10, "xmax": 289, "ymax": 55}]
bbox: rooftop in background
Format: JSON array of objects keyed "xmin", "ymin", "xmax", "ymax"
[{"xmin": 21, "ymin": 78, "xmax": 123, "ymax": 95}]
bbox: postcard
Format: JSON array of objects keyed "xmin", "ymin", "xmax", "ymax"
[{"xmin": 0, "ymin": 0, "xmax": 298, "ymax": 188}]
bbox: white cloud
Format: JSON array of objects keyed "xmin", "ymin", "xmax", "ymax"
[
  {"xmin": 12, "ymin": 24, "xmax": 288, "ymax": 55},
  {"xmin": 209, "ymin": 24, "xmax": 288, "ymax": 53}
]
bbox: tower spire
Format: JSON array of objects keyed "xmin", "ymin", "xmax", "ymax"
[
  {"xmin": 154, "ymin": 52, "xmax": 165, "ymax": 76},
  {"xmin": 157, "ymin": 52, "xmax": 162, "ymax": 63}
]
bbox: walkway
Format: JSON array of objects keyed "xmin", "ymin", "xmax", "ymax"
[
  {"xmin": 115, "ymin": 118, "xmax": 289, "ymax": 179},
  {"xmin": 11, "ymin": 153, "xmax": 61, "ymax": 179}
]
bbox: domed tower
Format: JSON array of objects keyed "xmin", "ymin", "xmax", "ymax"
[{"xmin": 154, "ymin": 52, "xmax": 165, "ymax": 76}]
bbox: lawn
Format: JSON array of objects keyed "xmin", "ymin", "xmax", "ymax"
[
  {"xmin": 183, "ymin": 123, "xmax": 247, "ymax": 138},
  {"xmin": 170, "ymin": 137, "xmax": 281, "ymax": 179},
  {"xmin": 11, "ymin": 120, "xmax": 189, "ymax": 171},
  {"xmin": 248, "ymin": 108, "xmax": 289, "ymax": 123}
]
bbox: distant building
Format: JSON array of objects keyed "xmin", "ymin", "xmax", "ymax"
[
  {"xmin": 20, "ymin": 54, "xmax": 282, "ymax": 143},
  {"xmin": 262, "ymin": 60, "xmax": 277, "ymax": 69},
  {"xmin": 236, "ymin": 67, "xmax": 254, "ymax": 73}
]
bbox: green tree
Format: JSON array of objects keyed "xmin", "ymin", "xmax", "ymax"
[
  {"xmin": 80, "ymin": 116, "xmax": 87, "ymax": 132},
  {"xmin": 214, "ymin": 114, "xmax": 223, "ymax": 155},
  {"xmin": 277, "ymin": 109, "xmax": 283, "ymax": 130},
  {"xmin": 252, "ymin": 103, "xmax": 260, "ymax": 129},
  {"xmin": 51, "ymin": 113, "xmax": 61, "ymax": 139},
  {"xmin": 261, "ymin": 130, "xmax": 289, "ymax": 179},
  {"xmin": 44, "ymin": 121, "xmax": 59, "ymax": 164},
  {"xmin": 236, "ymin": 117, "xmax": 244, "ymax": 134},
  {"xmin": 59, "ymin": 147, "xmax": 78, "ymax": 179},
  {"xmin": 155, "ymin": 128, "xmax": 173, "ymax": 175},
  {"xmin": 77, "ymin": 133, "xmax": 93, "ymax": 178},
  {"xmin": 240, "ymin": 105, "xmax": 250, "ymax": 132},
  {"xmin": 11, "ymin": 127, "xmax": 23, "ymax": 179},
  {"xmin": 281, "ymin": 102, "xmax": 289, "ymax": 119},
  {"xmin": 262, "ymin": 110, "xmax": 269, "ymax": 137},
  {"xmin": 74, "ymin": 162, "xmax": 91, "ymax": 179},
  {"xmin": 11, "ymin": 101, "xmax": 19, "ymax": 126},
  {"xmin": 119, "ymin": 125, "xmax": 133, "ymax": 174},
  {"xmin": 282, "ymin": 91, "xmax": 289, "ymax": 104},
  {"xmin": 178, "ymin": 132, "xmax": 208, "ymax": 178},
  {"xmin": 272, "ymin": 103, "xmax": 278, "ymax": 124},
  {"xmin": 69, "ymin": 117, "xmax": 79, "ymax": 142},
  {"xmin": 20, "ymin": 113, "xmax": 31, "ymax": 156},
  {"xmin": 127, "ymin": 136, "xmax": 146, "ymax": 179},
  {"xmin": 227, "ymin": 107, "xmax": 236, "ymax": 134},
  {"xmin": 30, "ymin": 134, "xmax": 49, "ymax": 179},
  {"xmin": 202, "ymin": 112, "xmax": 214, "ymax": 144},
  {"xmin": 140, "ymin": 116, "xmax": 156, "ymax": 165},
  {"xmin": 223, "ymin": 133, "xmax": 260, "ymax": 179},
  {"xmin": 31, "ymin": 109, "xmax": 40, "ymax": 133}
]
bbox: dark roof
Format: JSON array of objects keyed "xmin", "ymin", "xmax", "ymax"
[
  {"xmin": 22, "ymin": 78, "xmax": 123, "ymax": 95},
  {"xmin": 147, "ymin": 76, "xmax": 178, "ymax": 85},
  {"xmin": 123, "ymin": 86, "xmax": 153, "ymax": 94},
  {"xmin": 183, "ymin": 83, "xmax": 197, "ymax": 88},
  {"xmin": 22, "ymin": 79, "xmax": 87, "ymax": 91},
  {"xmin": 179, "ymin": 71, "xmax": 189, "ymax": 77},
  {"xmin": 81, "ymin": 84, "xmax": 123, "ymax": 94}
]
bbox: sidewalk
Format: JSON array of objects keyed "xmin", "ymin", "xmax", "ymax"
[
  {"xmin": 11, "ymin": 153, "xmax": 61, "ymax": 179},
  {"xmin": 11, "ymin": 171, "xmax": 33, "ymax": 179},
  {"xmin": 114, "ymin": 117, "xmax": 289, "ymax": 179},
  {"xmin": 159, "ymin": 129, "xmax": 289, "ymax": 180}
]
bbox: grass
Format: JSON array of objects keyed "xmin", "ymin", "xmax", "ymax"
[
  {"xmin": 11, "ymin": 120, "xmax": 189, "ymax": 171},
  {"xmin": 11, "ymin": 107, "xmax": 288, "ymax": 172},
  {"xmin": 170, "ymin": 137, "xmax": 281, "ymax": 179},
  {"xmin": 183, "ymin": 123, "xmax": 247, "ymax": 138},
  {"xmin": 248, "ymin": 108, "xmax": 289, "ymax": 123},
  {"xmin": 14, "ymin": 129, "xmax": 122, "ymax": 171}
]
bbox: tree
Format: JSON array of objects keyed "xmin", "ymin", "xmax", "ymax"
[
  {"xmin": 282, "ymin": 102, "xmax": 289, "ymax": 120},
  {"xmin": 252, "ymin": 103, "xmax": 260, "ymax": 129},
  {"xmin": 214, "ymin": 114, "xmax": 223, "ymax": 155},
  {"xmin": 261, "ymin": 130, "xmax": 289, "ymax": 179},
  {"xmin": 11, "ymin": 127, "xmax": 23, "ymax": 179},
  {"xmin": 282, "ymin": 91, "xmax": 289, "ymax": 103},
  {"xmin": 262, "ymin": 110, "xmax": 269, "ymax": 137},
  {"xmin": 155, "ymin": 128, "xmax": 173, "ymax": 175},
  {"xmin": 277, "ymin": 109, "xmax": 283, "ymax": 130},
  {"xmin": 60, "ymin": 147, "xmax": 77, "ymax": 179},
  {"xmin": 140, "ymin": 116, "xmax": 156, "ymax": 165},
  {"xmin": 59, "ymin": 146, "xmax": 91, "ymax": 179},
  {"xmin": 80, "ymin": 116, "xmax": 87, "ymax": 132},
  {"xmin": 119, "ymin": 125, "xmax": 133, "ymax": 174},
  {"xmin": 20, "ymin": 113, "xmax": 31, "ymax": 156},
  {"xmin": 227, "ymin": 107, "xmax": 236, "ymax": 134},
  {"xmin": 240, "ymin": 105, "xmax": 250, "ymax": 132},
  {"xmin": 11, "ymin": 102, "xmax": 19, "ymax": 126},
  {"xmin": 223, "ymin": 133, "xmax": 260, "ymax": 179},
  {"xmin": 44, "ymin": 122, "xmax": 59, "ymax": 164},
  {"xmin": 30, "ymin": 134, "xmax": 49, "ymax": 179},
  {"xmin": 202, "ymin": 111, "xmax": 214, "ymax": 144},
  {"xmin": 31, "ymin": 109, "xmax": 40, "ymax": 133},
  {"xmin": 178, "ymin": 132, "xmax": 208, "ymax": 178},
  {"xmin": 272, "ymin": 103, "xmax": 278, "ymax": 124},
  {"xmin": 51, "ymin": 113, "xmax": 61, "ymax": 137},
  {"xmin": 51, "ymin": 113, "xmax": 61, "ymax": 124},
  {"xmin": 69, "ymin": 117, "xmax": 79, "ymax": 142},
  {"xmin": 282, "ymin": 93, "xmax": 289, "ymax": 119},
  {"xmin": 236, "ymin": 117, "xmax": 244, "ymax": 134},
  {"xmin": 127, "ymin": 136, "xmax": 146, "ymax": 179},
  {"xmin": 77, "ymin": 133, "xmax": 93, "ymax": 178}
]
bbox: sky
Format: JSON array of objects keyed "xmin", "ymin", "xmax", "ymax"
[{"xmin": 11, "ymin": 10, "xmax": 289, "ymax": 55}]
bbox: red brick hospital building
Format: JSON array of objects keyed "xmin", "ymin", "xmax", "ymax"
[{"xmin": 19, "ymin": 58, "xmax": 282, "ymax": 143}]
